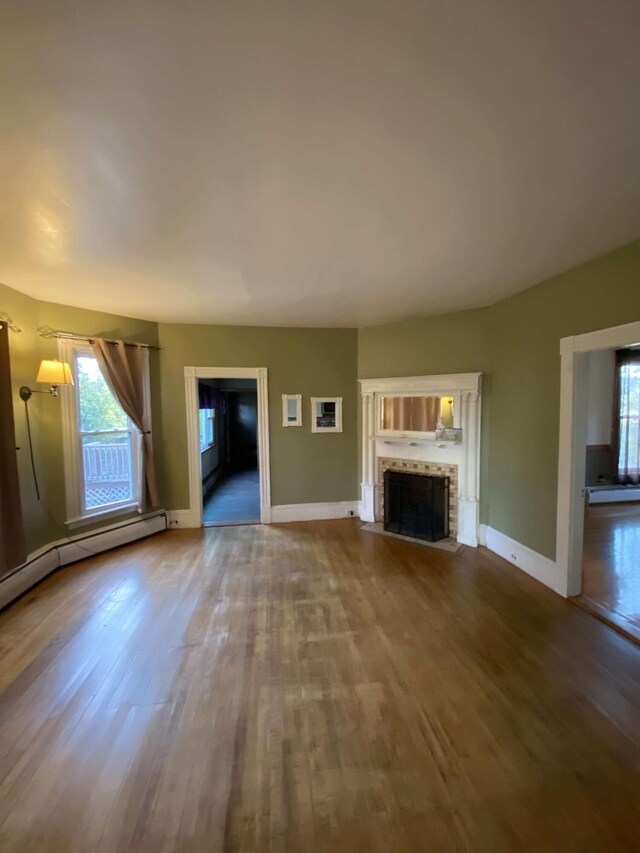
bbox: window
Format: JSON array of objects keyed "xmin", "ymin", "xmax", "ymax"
[
  {"xmin": 616, "ymin": 353, "xmax": 640, "ymax": 482},
  {"xmin": 60, "ymin": 342, "xmax": 150, "ymax": 524},
  {"xmin": 199, "ymin": 407, "xmax": 215, "ymax": 450}
]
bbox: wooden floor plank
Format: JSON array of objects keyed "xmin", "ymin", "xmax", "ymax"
[
  {"xmin": 203, "ymin": 469, "xmax": 261, "ymax": 526},
  {"xmin": 1, "ymin": 520, "xmax": 639, "ymax": 851},
  {"xmin": 581, "ymin": 503, "xmax": 640, "ymax": 641}
]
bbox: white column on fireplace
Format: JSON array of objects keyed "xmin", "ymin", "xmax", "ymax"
[
  {"xmin": 360, "ymin": 391, "xmax": 376, "ymax": 522},
  {"xmin": 359, "ymin": 373, "xmax": 482, "ymax": 547}
]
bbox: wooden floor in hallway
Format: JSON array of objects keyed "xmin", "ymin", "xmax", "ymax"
[
  {"xmin": 202, "ymin": 468, "xmax": 260, "ymax": 525},
  {"xmin": 580, "ymin": 502, "xmax": 640, "ymax": 642},
  {"xmin": 1, "ymin": 520, "xmax": 639, "ymax": 852}
]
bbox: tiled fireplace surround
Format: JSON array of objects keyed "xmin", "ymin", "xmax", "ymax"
[
  {"xmin": 359, "ymin": 373, "xmax": 482, "ymax": 547},
  {"xmin": 378, "ymin": 458, "xmax": 458, "ymax": 536}
]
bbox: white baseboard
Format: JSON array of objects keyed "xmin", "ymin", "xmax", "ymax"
[
  {"xmin": 167, "ymin": 509, "xmax": 200, "ymax": 528},
  {"xmin": 0, "ymin": 511, "xmax": 167, "ymax": 610},
  {"xmin": 480, "ymin": 524, "xmax": 562, "ymax": 595},
  {"xmin": 271, "ymin": 501, "xmax": 359, "ymax": 523}
]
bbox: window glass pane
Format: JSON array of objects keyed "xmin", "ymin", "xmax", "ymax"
[
  {"xmin": 82, "ymin": 433, "xmax": 133, "ymax": 510},
  {"xmin": 618, "ymin": 364, "xmax": 640, "ymax": 475},
  {"xmin": 77, "ymin": 355, "xmax": 127, "ymax": 432},
  {"xmin": 200, "ymin": 408, "xmax": 215, "ymax": 449}
]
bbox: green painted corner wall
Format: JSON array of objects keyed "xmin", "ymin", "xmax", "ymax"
[
  {"xmin": 156, "ymin": 323, "xmax": 359, "ymax": 511},
  {"xmin": 357, "ymin": 238, "xmax": 640, "ymax": 560},
  {"xmin": 485, "ymin": 239, "xmax": 640, "ymax": 557},
  {"xmin": 1, "ymin": 282, "xmax": 160, "ymax": 552}
]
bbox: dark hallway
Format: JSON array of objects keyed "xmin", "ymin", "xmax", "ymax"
[{"xmin": 199, "ymin": 378, "xmax": 260, "ymax": 526}]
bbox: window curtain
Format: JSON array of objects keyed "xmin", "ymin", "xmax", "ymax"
[
  {"xmin": 612, "ymin": 348, "xmax": 640, "ymax": 485},
  {"xmin": 90, "ymin": 338, "xmax": 160, "ymax": 509},
  {"xmin": 0, "ymin": 323, "xmax": 27, "ymax": 575}
]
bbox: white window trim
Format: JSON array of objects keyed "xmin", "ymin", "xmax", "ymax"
[{"xmin": 59, "ymin": 339, "xmax": 151, "ymax": 526}]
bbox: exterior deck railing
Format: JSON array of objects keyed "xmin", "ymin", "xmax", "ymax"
[{"xmin": 83, "ymin": 441, "xmax": 132, "ymax": 508}]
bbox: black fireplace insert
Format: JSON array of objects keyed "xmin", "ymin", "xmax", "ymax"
[{"xmin": 383, "ymin": 470, "xmax": 449, "ymax": 542}]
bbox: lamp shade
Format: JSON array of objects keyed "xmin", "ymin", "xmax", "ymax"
[{"xmin": 36, "ymin": 359, "xmax": 74, "ymax": 386}]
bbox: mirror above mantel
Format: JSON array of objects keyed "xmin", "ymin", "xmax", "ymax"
[{"xmin": 379, "ymin": 394, "xmax": 456, "ymax": 437}]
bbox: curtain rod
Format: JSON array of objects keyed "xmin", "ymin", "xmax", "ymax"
[
  {"xmin": 0, "ymin": 315, "xmax": 22, "ymax": 333},
  {"xmin": 37, "ymin": 326, "xmax": 161, "ymax": 351}
]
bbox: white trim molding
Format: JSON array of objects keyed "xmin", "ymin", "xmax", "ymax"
[
  {"xmin": 359, "ymin": 373, "xmax": 482, "ymax": 547},
  {"xmin": 166, "ymin": 509, "xmax": 201, "ymax": 528},
  {"xmin": 271, "ymin": 501, "xmax": 358, "ymax": 523},
  {"xmin": 557, "ymin": 320, "xmax": 640, "ymax": 597},
  {"xmin": 481, "ymin": 525, "xmax": 562, "ymax": 595},
  {"xmin": 184, "ymin": 367, "xmax": 271, "ymax": 526}
]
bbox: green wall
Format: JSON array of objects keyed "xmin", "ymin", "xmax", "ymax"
[
  {"xmin": 2, "ymin": 283, "xmax": 358, "ymax": 555},
  {"xmin": 4, "ymin": 236, "xmax": 640, "ymax": 564},
  {"xmin": 358, "ymin": 239, "xmax": 640, "ymax": 560},
  {"xmin": 157, "ymin": 323, "xmax": 359, "ymax": 510},
  {"xmin": 1, "ymin": 283, "xmax": 160, "ymax": 552}
]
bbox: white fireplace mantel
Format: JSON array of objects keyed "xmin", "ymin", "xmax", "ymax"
[{"xmin": 359, "ymin": 372, "xmax": 482, "ymax": 546}]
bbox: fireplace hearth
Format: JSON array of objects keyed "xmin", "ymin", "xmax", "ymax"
[{"xmin": 383, "ymin": 470, "xmax": 449, "ymax": 542}]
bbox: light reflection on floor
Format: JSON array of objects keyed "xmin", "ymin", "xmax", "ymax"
[{"xmin": 581, "ymin": 503, "xmax": 640, "ymax": 634}]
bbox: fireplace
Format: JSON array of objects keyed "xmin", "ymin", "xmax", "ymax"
[
  {"xmin": 360, "ymin": 372, "xmax": 481, "ymax": 546},
  {"xmin": 383, "ymin": 470, "xmax": 450, "ymax": 542}
]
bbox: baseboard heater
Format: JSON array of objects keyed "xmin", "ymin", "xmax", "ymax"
[
  {"xmin": 587, "ymin": 486, "xmax": 640, "ymax": 504},
  {"xmin": 0, "ymin": 511, "xmax": 167, "ymax": 611}
]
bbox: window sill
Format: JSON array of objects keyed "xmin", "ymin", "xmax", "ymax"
[
  {"xmin": 200, "ymin": 443, "xmax": 216, "ymax": 454},
  {"xmin": 67, "ymin": 501, "xmax": 140, "ymax": 530}
]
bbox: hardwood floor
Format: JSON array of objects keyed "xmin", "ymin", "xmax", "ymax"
[
  {"xmin": 580, "ymin": 503, "xmax": 640, "ymax": 641},
  {"xmin": 1, "ymin": 520, "xmax": 639, "ymax": 852},
  {"xmin": 202, "ymin": 468, "xmax": 260, "ymax": 525}
]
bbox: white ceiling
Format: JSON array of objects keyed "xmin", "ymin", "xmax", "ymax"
[{"xmin": 1, "ymin": 0, "xmax": 640, "ymax": 328}]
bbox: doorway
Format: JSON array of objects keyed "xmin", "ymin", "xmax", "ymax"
[
  {"xmin": 185, "ymin": 367, "xmax": 271, "ymax": 527},
  {"xmin": 557, "ymin": 321, "xmax": 640, "ymax": 642},
  {"xmin": 200, "ymin": 379, "xmax": 260, "ymax": 525},
  {"xmin": 580, "ymin": 347, "xmax": 640, "ymax": 638}
]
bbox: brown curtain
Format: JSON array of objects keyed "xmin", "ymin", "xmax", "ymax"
[
  {"xmin": 612, "ymin": 348, "xmax": 640, "ymax": 485},
  {"xmin": 382, "ymin": 396, "xmax": 440, "ymax": 432},
  {"xmin": 90, "ymin": 338, "xmax": 160, "ymax": 509},
  {"xmin": 0, "ymin": 323, "xmax": 27, "ymax": 575}
]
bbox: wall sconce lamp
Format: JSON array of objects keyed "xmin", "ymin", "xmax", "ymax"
[
  {"xmin": 18, "ymin": 360, "xmax": 74, "ymax": 500},
  {"xmin": 20, "ymin": 359, "xmax": 74, "ymax": 400}
]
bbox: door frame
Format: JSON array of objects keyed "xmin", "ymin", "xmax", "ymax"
[
  {"xmin": 184, "ymin": 367, "xmax": 271, "ymax": 526},
  {"xmin": 556, "ymin": 320, "xmax": 640, "ymax": 596}
]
